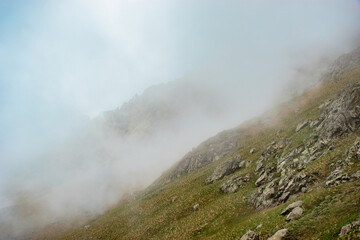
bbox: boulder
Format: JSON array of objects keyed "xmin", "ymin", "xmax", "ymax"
[
  {"xmin": 267, "ymin": 229, "xmax": 288, "ymax": 240},
  {"xmin": 255, "ymin": 172, "xmax": 268, "ymax": 187},
  {"xmin": 286, "ymin": 207, "xmax": 304, "ymax": 221},
  {"xmin": 339, "ymin": 224, "xmax": 352, "ymax": 238},
  {"xmin": 240, "ymin": 230, "xmax": 260, "ymax": 240},
  {"xmin": 339, "ymin": 220, "xmax": 360, "ymax": 238},
  {"xmin": 281, "ymin": 200, "xmax": 303, "ymax": 215},
  {"xmin": 296, "ymin": 120, "xmax": 309, "ymax": 132}
]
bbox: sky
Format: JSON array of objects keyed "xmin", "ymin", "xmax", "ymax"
[{"xmin": 0, "ymin": 0, "xmax": 360, "ymax": 235}]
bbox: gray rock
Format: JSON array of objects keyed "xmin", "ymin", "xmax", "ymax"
[
  {"xmin": 319, "ymin": 83, "xmax": 360, "ymax": 140},
  {"xmin": 296, "ymin": 120, "xmax": 309, "ymax": 132},
  {"xmin": 267, "ymin": 229, "xmax": 288, "ymax": 240},
  {"xmin": 281, "ymin": 200, "xmax": 303, "ymax": 215},
  {"xmin": 250, "ymin": 148, "xmax": 257, "ymax": 154},
  {"xmin": 220, "ymin": 173, "xmax": 250, "ymax": 194},
  {"xmin": 321, "ymin": 47, "xmax": 360, "ymax": 83},
  {"xmin": 339, "ymin": 220, "xmax": 360, "ymax": 237},
  {"xmin": 240, "ymin": 230, "xmax": 260, "ymax": 240},
  {"xmin": 250, "ymin": 173, "xmax": 312, "ymax": 210},
  {"xmin": 339, "ymin": 224, "xmax": 352, "ymax": 238},
  {"xmin": 206, "ymin": 155, "xmax": 245, "ymax": 184},
  {"xmin": 309, "ymin": 120, "xmax": 321, "ymax": 129},
  {"xmin": 171, "ymin": 196, "xmax": 177, "ymax": 203},
  {"xmin": 346, "ymin": 137, "xmax": 360, "ymax": 162},
  {"xmin": 325, "ymin": 169, "xmax": 350, "ymax": 187},
  {"xmin": 351, "ymin": 170, "xmax": 360, "ymax": 179},
  {"xmin": 255, "ymin": 172, "xmax": 268, "ymax": 187},
  {"xmin": 193, "ymin": 203, "xmax": 199, "ymax": 211},
  {"xmin": 286, "ymin": 206, "xmax": 304, "ymax": 221}
]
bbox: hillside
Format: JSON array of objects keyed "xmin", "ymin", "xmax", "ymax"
[{"xmin": 32, "ymin": 48, "xmax": 360, "ymax": 240}]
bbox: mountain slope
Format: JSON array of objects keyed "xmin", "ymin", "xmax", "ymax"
[{"xmin": 34, "ymin": 48, "xmax": 360, "ymax": 240}]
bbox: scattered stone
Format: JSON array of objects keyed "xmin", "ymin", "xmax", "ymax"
[
  {"xmin": 240, "ymin": 230, "xmax": 260, "ymax": 240},
  {"xmin": 171, "ymin": 196, "xmax": 177, "ymax": 203},
  {"xmin": 256, "ymin": 224, "xmax": 262, "ymax": 229},
  {"xmin": 84, "ymin": 225, "xmax": 90, "ymax": 230},
  {"xmin": 267, "ymin": 229, "xmax": 288, "ymax": 240},
  {"xmin": 281, "ymin": 200, "xmax": 303, "ymax": 215},
  {"xmin": 286, "ymin": 207, "xmax": 304, "ymax": 221},
  {"xmin": 193, "ymin": 203, "xmax": 200, "ymax": 211},
  {"xmin": 250, "ymin": 148, "xmax": 257, "ymax": 154},
  {"xmin": 296, "ymin": 120, "xmax": 309, "ymax": 132}
]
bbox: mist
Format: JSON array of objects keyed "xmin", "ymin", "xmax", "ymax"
[{"xmin": 1, "ymin": 0, "xmax": 360, "ymax": 238}]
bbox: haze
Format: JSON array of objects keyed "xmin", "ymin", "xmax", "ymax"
[{"xmin": 0, "ymin": 0, "xmax": 360, "ymax": 238}]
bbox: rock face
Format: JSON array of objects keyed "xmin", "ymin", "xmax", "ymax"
[
  {"xmin": 240, "ymin": 230, "xmax": 260, "ymax": 240},
  {"xmin": 250, "ymin": 173, "xmax": 312, "ymax": 210},
  {"xmin": 220, "ymin": 173, "xmax": 251, "ymax": 194},
  {"xmin": 346, "ymin": 137, "xmax": 360, "ymax": 162},
  {"xmin": 249, "ymin": 82, "xmax": 360, "ymax": 210},
  {"xmin": 286, "ymin": 207, "xmax": 304, "ymax": 221},
  {"xmin": 267, "ymin": 229, "xmax": 288, "ymax": 240},
  {"xmin": 205, "ymin": 155, "xmax": 245, "ymax": 184},
  {"xmin": 168, "ymin": 129, "xmax": 240, "ymax": 182},
  {"xmin": 317, "ymin": 83, "xmax": 360, "ymax": 141},
  {"xmin": 325, "ymin": 169, "xmax": 350, "ymax": 187},
  {"xmin": 321, "ymin": 47, "xmax": 360, "ymax": 83},
  {"xmin": 281, "ymin": 200, "xmax": 303, "ymax": 215}
]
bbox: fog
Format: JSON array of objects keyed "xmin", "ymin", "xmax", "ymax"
[{"xmin": 1, "ymin": 0, "xmax": 360, "ymax": 238}]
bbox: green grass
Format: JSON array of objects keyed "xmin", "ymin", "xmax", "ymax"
[{"xmin": 33, "ymin": 67, "xmax": 360, "ymax": 240}]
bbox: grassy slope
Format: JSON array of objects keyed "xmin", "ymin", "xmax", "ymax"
[{"xmin": 39, "ymin": 67, "xmax": 360, "ymax": 240}]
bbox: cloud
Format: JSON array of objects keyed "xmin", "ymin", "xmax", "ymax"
[{"xmin": 0, "ymin": 0, "xmax": 360, "ymax": 237}]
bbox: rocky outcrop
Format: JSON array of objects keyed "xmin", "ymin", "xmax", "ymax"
[
  {"xmin": 240, "ymin": 230, "xmax": 260, "ymax": 240},
  {"xmin": 325, "ymin": 169, "xmax": 350, "ymax": 187},
  {"xmin": 317, "ymin": 83, "xmax": 360, "ymax": 141},
  {"xmin": 250, "ymin": 173, "xmax": 312, "ymax": 210},
  {"xmin": 321, "ymin": 47, "xmax": 360, "ymax": 83},
  {"xmin": 205, "ymin": 155, "xmax": 245, "ymax": 184},
  {"xmin": 168, "ymin": 129, "xmax": 240, "ymax": 181},
  {"xmin": 339, "ymin": 220, "xmax": 360, "ymax": 238},
  {"xmin": 267, "ymin": 229, "xmax": 288, "ymax": 240},
  {"xmin": 220, "ymin": 173, "xmax": 251, "ymax": 194},
  {"xmin": 346, "ymin": 137, "xmax": 360, "ymax": 163},
  {"xmin": 295, "ymin": 120, "xmax": 309, "ymax": 132}
]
